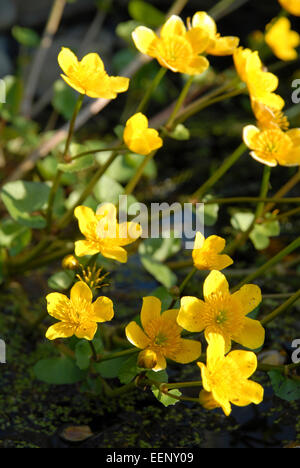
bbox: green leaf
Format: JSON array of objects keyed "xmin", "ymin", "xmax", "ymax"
[
  {"xmin": 52, "ymin": 80, "xmax": 77, "ymax": 120},
  {"xmin": 168, "ymin": 124, "xmax": 190, "ymax": 141},
  {"xmin": 139, "ymin": 237, "xmax": 181, "ymax": 262},
  {"xmin": 128, "ymin": 1, "xmax": 165, "ymax": 28},
  {"xmin": 202, "ymin": 195, "xmax": 219, "ymax": 227},
  {"xmin": 37, "ymin": 155, "xmax": 76, "ymax": 185},
  {"xmin": 48, "ymin": 270, "xmax": 75, "ymax": 291},
  {"xmin": 152, "ymin": 387, "xmax": 182, "ymax": 406},
  {"xmin": 93, "ymin": 175, "xmax": 124, "ymax": 205},
  {"xmin": 231, "ymin": 212, "xmax": 254, "ymax": 232},
  {"xmin": 116, "ymin": 20, "xmax": 141, "ymax": 44},
  {"xmin": 118, "ymin": 354, "xmax": 139, "ymax": 384},
  {"xmin": 140, "ymin": 255, "xmax": 177, "ymax": 288},
  {"xmin": 93, "ymin": 355, "xmax": 129, "ymax": 379},
  {"xmin": 0, "ymin": 75, "xmax": 23, "ymax": 120},
  {"xmin": 0, "ymin": 219, "xmax": 32, "ymax": 256},
  {"xmin": 34, "ymin": 356, "xmax": 85, "ymax": 385},
  {"xmin": 58, "ymin": 154, "xmax": 95, "ymax": 173},
  {"xmin": 150, "ymin": 286, "xmax": 174, "ymax": 311},
  {"xmin": 12, "ymin": 26, "xmax": 40, "ymax": 47},
  {"xmin": 146, "ymin": 369, "xmax": 168, "ymax": 383},
  {"xmin": 1, "ymin": 181, "xmax": 49, "ymax": 229},
  {"xmin": 75, "ymin": 340, "xmax": 92, "ymax": 370},
  {"xmin": 268, "ymin": 370, "xmax": 300, "ymax": 401}
]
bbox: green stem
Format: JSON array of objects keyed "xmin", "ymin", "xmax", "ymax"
[
  {"xmin": 136, "ymin": 67, "xmax": 167, "ymax": 114},
  {"xmin": 169, "ymin": 267, "xmax": 197, "ymax": 309},
  {"xmin": 192, "ymin": 143, "xmax": 246, "ymax": 200},
  {"xmin": 255, "ymin": 166, "xmax": 272, "ymax": 220},
  {"xmin": 46, "ymin": 94, "xmax": 84, "ymax": 231},
  {"xmin": 89, "ymin": 341, "xmax": 98, "ymax": 362},
  {"xmin": 97, "ymin": 348, "xmax": 139, "ymax": 362},
  {"xmin": 124, "ymin": 150, "xmax": 157, "ymax": 195},
  {"xmin": 70, "ymin": 146, "xmax": 126, "ymax": 161},
  {"xmin": 166, "ymin": 76, "xmax": 194, "ymax": 130},
  {"xmin": 261, "ymin": 289, "xmax": 300, "ymax": 326},
  {"xmin": 204, "ymin": 197, "xmax": 300, "ymax": 205},
  {"xmin": 231, "ymin": 236, "xmax": 300, "ymax": 292},
  {"xmin": 56, "ymin": 150, "xmax": 119, "ymax": 231}
]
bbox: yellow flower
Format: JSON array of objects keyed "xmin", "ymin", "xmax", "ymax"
[
  {"xmin": 265, "ymin": 18, "xmax": 300, "ymax": 61},
  {"xmin": 233, "ymin": 47, "xmax": 284, "ymax": 110},
  {"xmin": 177, "ymin": 270, "xmax": 265, "ymax": 352},
  {"xmin": 192, "ymin": 232, "xmax": 233, "ymax": 271},
  {"xmin": 191, "ymin": 11, "xmax": 239, "ymax": 56},
  {"xmin": 251, "ymin": 100, "xmax": 290, "ymax": 131},
  {"xmin": 198, "ymin": 332, "xmax": 264, "ymax": 416},
  {"xmin": 45, "ymin": 281, "xmax": 114, "ymax": 341},
  {"xmin": 243, "ymin": 124, "xmax": 300, "ymax": 167},
  {"xmin": 125, "ymin": 296, "xmax": 202, "ymax": 371},
  {"xmin": 123, "ymin": 113, "xmax": 163, "ymax": 155},
  {"xmin": 132, "ymin": 15, "xmax": 210, "ymax": 75},
  {"xmin": 58, "ymin": 47, "xmax": 129, "ymax": 99},
  {"xmin": 74, "ymin": 203, "xmax": 142, "ymax": 263},
  {"xmin": 279, "ymin": 0, "xmax": 300, "ymax": 16}
]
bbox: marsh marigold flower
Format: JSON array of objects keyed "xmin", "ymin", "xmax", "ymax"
[
  {"xmin": 132, "ymin": 15, "xmax": 210, "ymax": 75},
  {"xmin": 192, "ymin": 232, "xmax": 233, "ymax": 271},
  {"xmin": 279, "ymin": 0, "xmax": 300, "ymax": 16},
  {"xmin": 243, "ymin": 124, "xmax": 300, "ymax": 167},
  {"xmin": 58, "ymin": 47, "xmax": 129, "ymax": 99},
  {"xmin": 74, "ymin": 203, "xmax": 142, "ymax": 263},
  {"xmin": 265, "ymin": 18, "xmax": 300, "ymax": 61},
  {"xmin": 198, "ymin": 332, "xmax": 264, "ymax": 416},
  {"xmin": 177, "ymin": 270, "xmax": 265, "ymax": 352},
  {"xmin": 191, "ymin": 12, "xmax": 239, "ymax": 56},
  {"xmin": 125, "ymin": 296, "xmax": 202, "ymax": 371},
  {"xmin": 45, "ymin": 281, "xmax": 114, "ymax": 341},
  {"xmin": 251, "ymin": 100, "xmax": 290, "ymax": 132},
  {"xmin": 123, "ymin": 113, "xmax": 163, "ymax": 155},
  {"xmin": 234, "ymin": 47, "xmax": 284, "ymax": 110}
]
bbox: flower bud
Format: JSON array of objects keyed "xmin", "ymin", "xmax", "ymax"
[
  {"xmin": 62, "ymin": 255, "xmax": 80, "ymax": 271},
  {"xmin": 137, "ymin": 349, "xmax": 158, "ymax": 370}
]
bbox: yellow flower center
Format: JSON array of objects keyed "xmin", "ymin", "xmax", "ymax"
[
  {"xmin": 205, "ymin": 292, "xmax": 244, "ymax": 337},
  {"xmin": 252, "ymin": 129, "xmax": 293, "ymax": 160},
  {"xmin": 154, "ymin": 36, "xmax": 193, "ymax": 70},
  {"xmin": 145, "ymin": 318, "xmax": 183, "ymax": 359}
]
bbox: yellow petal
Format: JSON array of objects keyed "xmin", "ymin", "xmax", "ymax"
[
  {"xmin": 205, "ymin": 331, "xmax": 226, "ymax": 370},
  {"xmin": 233, "ymin": 317, "xmax": 265, "ymax": 350},
  {"xmin": 75, "ymin": 321, "xmax": 97, "ymax": 341},
  {"xmin": 232, "ymin": 284, "xmax": 262, "ymax": 315},
  {"xmin": 185, "ymin": 28, "xmax": 210, "ymax": 54},
  {"xmin": 109, "ymin": 76, "xmax": 130, "ymax": 94},
  {"xmin": 185, "ymin": 55, "xmax": 210, "ymax": 75},
  {"xmin": 243, "ymin": 125, "xmax": 260, "ymax": 147},
  {"xmin": 58, "ymin": 47, "xmax": 79, "ymax": 75},
  {"xmin": 203, "ymin": 270, "xmax": 229, "ymax": 300},
  {"xmin": 80, "ymin": 52, "xmax": 104, "ymax": 74},
  {"xmin": 152, "ymin": 352, "xmax": 167, "ymax": 371},
  {"xmin": 70, "ymin": 281, "xmax": 93, "ymax": 304},
  {"xmin": 132, "ymin": 26, "xmax": 157, "ymax": 55},
  {"xmin": 74, "ymin": 205, "xmax": 97, "ymax": 237},
  {"xmin": 287, "ymin": 128, "xmax": 300, "ymax": 146},
  {"xmin": 101, "ymin": 245, "xmax": 128, "ymax": 263},
  {"xmin": 117, "ymin": 222, "xmax": 142, "ymax": 246},
  {"xmin": 46, "ymin": 322, "xmax": 75, "ymax": 340},
  {"xmin": 193, "ymin": 232, "xmax": 205, "ymax": 250},
  {"xmin": 250, "ymin": 150, "xmax": 278, "ymax": 167},
  {"xmin": 197, "ymin": 362, "xmax": 212, "ymax": 392},
  {"xmin": 177, "ymin": 296, "xmax": 208, "ymax": 332},
  {"xmin": 46, "ymin": 292, "xmax": 70, "ymax": 321},
  {"xmin": 96, "ymin": 202, "xmax": 117, "ymax": 220},
  {"xmin": 60, "ymin": 74, "xmax": 86, "ymax": 94},
  {"xmin": 125, "ymin": 321, "xmax": 150, "ymax": 348},
  {"xmin": 207, "ymin": 36, "xmax": 239, "ymax": 56},
  {"xmin": 170, "ymin": 338, "xmax": 202, "ymax": 363},
  {"xmin": 141, "ymin": 296, "xmax": 161, "ymax": 332},
  {"xmin": 74, "ymin": 240, "xmax": 100, "ymax": 257},
  {"xmin": 160, "ymin": 15, "xmax": 186, "ymax": 39},
  {"xmin": 192, "ymin": 12, "xmax": 217, "ymax": 37},
  {"xmin": 161, "ymin": 308, "xmax": 180, "ymax": 325},
  {"xmin": 226, "ymin": 349, "xmax": 258, "ymax": 379},
  {"xmin": 230, "ymin": 380, "xmax": 264, "ymax": 407},
  {"xmin": 199, "ymin": 390, "xmax": 220, "ymax": 410},
  {"xmin": 203, "ymin": 235, "xmax": 226, "ymax": 253},
  {"xmin": 212, "ymin": 388, "xmax": 232, "ymax": 416},
  {"xmin": 92, "ymin": 296, "xmax": 114, "ymax": 322}
]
